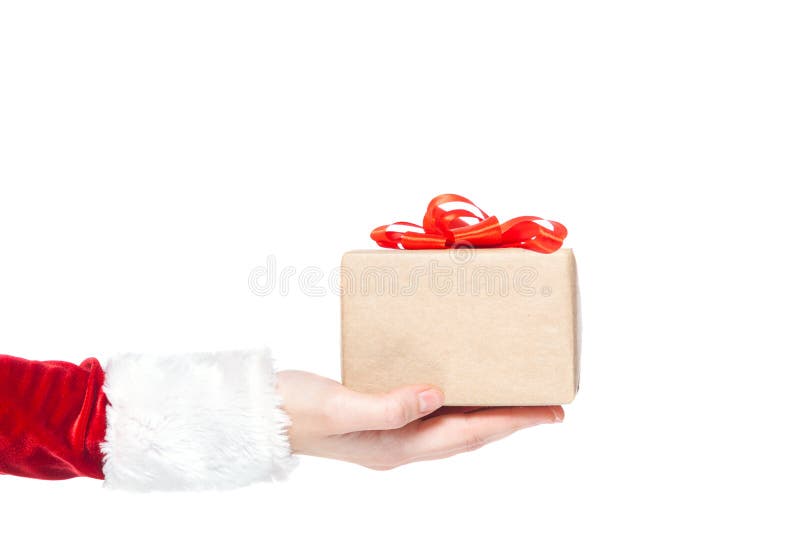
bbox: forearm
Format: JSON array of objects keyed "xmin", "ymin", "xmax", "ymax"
[{"xmin": 0, "ymin": 349, "xmax": 296, "ymax": 490}]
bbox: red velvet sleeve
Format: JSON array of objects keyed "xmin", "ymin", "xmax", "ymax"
[{"xmin": 0, "ymin": 354, "xmax": 108, "ymax": 480}]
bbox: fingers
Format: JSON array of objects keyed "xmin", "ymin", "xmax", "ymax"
[
  {"xmin": 420, "ymin": 406, "xmax": 487, "ymax": 421},
  {"xmin": 395, "ymin": 406, "xmax": 563, "ymax": 465},
  {"xmin": 331, "ymin": 384, "xmax": 446, "ymax": 432}
]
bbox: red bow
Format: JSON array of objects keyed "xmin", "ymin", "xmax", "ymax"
[{"xmin": 370, "ymin": 194, "xmax": 567, "ymax": 253}]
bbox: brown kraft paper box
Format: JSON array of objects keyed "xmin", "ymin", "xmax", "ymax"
[{"xmin": 341, "ymin": 247, "xmax": 580, "ymax": 406}]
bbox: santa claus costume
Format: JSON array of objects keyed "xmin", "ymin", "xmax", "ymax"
[{"xmin": 0, "ymin": 348, "xmax": 297, "ymax": 491}]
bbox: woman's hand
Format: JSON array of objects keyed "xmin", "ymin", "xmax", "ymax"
[{"xmin": 276, "ymin": 370, "xmax": 563, "ymax": 470}]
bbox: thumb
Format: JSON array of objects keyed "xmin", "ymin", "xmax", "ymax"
[{"xmin": 336, "ymin": 384, "xmax": 445, "ymax": 432}]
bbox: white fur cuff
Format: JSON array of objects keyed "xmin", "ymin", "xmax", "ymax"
[{"xmin": 100, "ymin": 348, "xmax": 297, "ymax": 491}]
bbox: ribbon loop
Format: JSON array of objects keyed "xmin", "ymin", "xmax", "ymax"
[{"xmin": 371, "ymin": 194, "xmax": 567, "ymax": 253}]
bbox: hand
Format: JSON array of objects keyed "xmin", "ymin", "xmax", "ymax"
[{"xmin": 276, "ymin": 370, "xmax": 564, "ymax": 470}]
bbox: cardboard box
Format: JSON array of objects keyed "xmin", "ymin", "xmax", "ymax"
[{"xmin": 341, "ymin": 247, "xmax": 580, "ymax": 405}]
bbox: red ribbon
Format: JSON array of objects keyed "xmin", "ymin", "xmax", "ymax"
[{"xmin": 370, "ymin": 194, "xmax": 567, "ymax": 253}]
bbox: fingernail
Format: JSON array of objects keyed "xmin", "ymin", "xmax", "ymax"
[
  {"xmin": 418, "ymin": 389, "xmax": 443, "ymax": 413},
  {"xmin": 550, "ymin": 406, "xmax": 564, "ymax": 423}
]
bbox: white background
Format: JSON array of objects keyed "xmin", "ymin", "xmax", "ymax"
[{"xmin": 1, "ymin": 1, "xmax": 798, "ymax": 532}]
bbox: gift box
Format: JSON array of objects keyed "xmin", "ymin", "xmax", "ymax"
[{"xmin": 340, "ymin": 195, "xmax": 581, "ymax": 406}]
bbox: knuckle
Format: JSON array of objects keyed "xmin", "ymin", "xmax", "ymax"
[
  {"xmin": 382, "ymin": 396, "xmax": 409, "ymax": 429},
  {"xmin": 457, "ymin": 416, "xmax": 489, "ymax": 453},
  {"xmin": 463, "ymin": 433, "xmax": 488, "ymax": 453}
]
